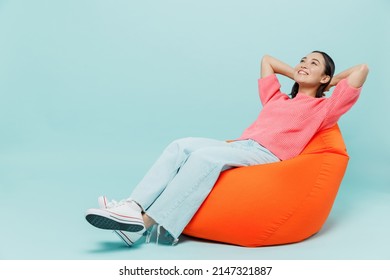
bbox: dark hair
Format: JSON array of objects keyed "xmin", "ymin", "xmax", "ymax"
[{"xmin": 290, "ymin": 51, "xmax": 335, "ymax": 98}]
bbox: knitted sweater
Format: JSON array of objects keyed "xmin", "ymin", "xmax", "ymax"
[{"xmin": 237, "ymin": 74, "xmax": 361, "ymax": 160}]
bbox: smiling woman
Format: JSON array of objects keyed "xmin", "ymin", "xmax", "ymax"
[
  {"xmin": 292, "ymin": 51, "xmax": 334, "ymax": 98},
  {"xmin": 262, "ymin": 51, "xmax": 368, "ymax": 99},
  {"xmin": 234, "ymin": 51, "xmax": 369, "ymax": 161},
  {"xmin": 85, "ymin": 51, "xmax": 369, "ymax": 248}
]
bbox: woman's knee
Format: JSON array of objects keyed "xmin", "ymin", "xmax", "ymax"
[
  {"xmin": 169, "ymin": 137, "xmax": 196, "ymax": 146},
  {"xmin": 164, "ymin": 137, "xmax": 198, "ymax": 156},
  {"xmin": 167, "ymin": 137, "xmax": 195, "ymax": 149}
]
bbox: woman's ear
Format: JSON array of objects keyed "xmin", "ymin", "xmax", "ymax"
[{"xmin": 320, "ymin": 75, "xmax": 331, "ymax": 84}]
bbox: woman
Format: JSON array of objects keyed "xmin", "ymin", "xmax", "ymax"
[{"xmin": 85, "ymin": 51, "xmax": 369, "ymax": 246}]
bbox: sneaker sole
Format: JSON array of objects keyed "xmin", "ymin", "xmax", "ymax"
[
  {"xmin": 85, "ymin": 208, "xmax": 145, "ymax": 232},
  {"xmin": 86, "ymin": 214, "xmax": 145, "ymax": 232}
]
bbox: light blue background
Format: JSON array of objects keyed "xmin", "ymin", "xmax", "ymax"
[{"xmin": 0, "ymin": 0, "xmax": 389, "ymax": 259}]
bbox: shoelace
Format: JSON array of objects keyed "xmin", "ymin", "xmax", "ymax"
[{"xmin": 104, "ymin": 199, "xmax": 128, "ymax": 209}]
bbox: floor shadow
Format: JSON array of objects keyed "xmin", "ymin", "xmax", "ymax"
[
  {"xmin": 86, "ymin": 241, "xmax": 143, "ymax": 254},
  {"xmin": 85, "ymin": 233, "xmax": 196, "ymax": 254}
]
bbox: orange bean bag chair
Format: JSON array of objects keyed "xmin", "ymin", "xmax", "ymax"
[{"xmin": 183, "ymin": 124, "xmax": 349, "ymax": 247}]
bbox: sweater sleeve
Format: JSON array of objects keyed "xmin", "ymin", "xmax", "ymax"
[
  {"xmin": 322, "ymin": 78, "xmax": 362, "ymax": 129},
  {"xmin": 258, "ymin": 74, "xmax": 283, "ymax": 105}
]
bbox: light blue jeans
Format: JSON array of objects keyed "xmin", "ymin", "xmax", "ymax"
[{"xmin": 129, "ymin": 137, "xmax": 280, "ymax": 239}]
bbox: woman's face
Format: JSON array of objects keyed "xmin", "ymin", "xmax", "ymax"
[{"xmin": 293, "ymin": 52, "xmax": 330, "ymax": 88}]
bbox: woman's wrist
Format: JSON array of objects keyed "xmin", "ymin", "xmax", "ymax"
[{"xmin": 330, "ymin": 75, "xmax": 340, "ymax": 87}]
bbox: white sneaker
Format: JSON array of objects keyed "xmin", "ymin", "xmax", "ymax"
[
  {"xmin": 97, "ymin": 196, "xmax": 146, "ymax": 246},
  {"xmin": 85, "ymin": 198, "xmax": 145, "ymax": 233}
]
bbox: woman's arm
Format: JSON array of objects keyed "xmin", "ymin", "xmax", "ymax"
[
  {"xmin": 261, "ymin": 55, "xmax": 295, "ymax": 79},
  {"xmin": 329, "ymin": 64, "xmax": 369, "ymax": 89}
]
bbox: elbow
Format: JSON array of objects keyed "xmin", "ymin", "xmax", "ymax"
[
  {"xmin": 348, "ymin": 64, "xmax": 369, "ymax": 88},
  {"xmin": 261, "ymin": 54, "xmax": 274, "ymax": 69},
  {"xmin": 261, "ymin": 54, "xmax": 271, "ymax": 63},
  {"xmin": 359, "ymin": 64, "xmax": 369, "ymax": 76}
]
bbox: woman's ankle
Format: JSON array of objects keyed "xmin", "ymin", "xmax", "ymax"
[{"xmin": 142, "ymin": 213, "xmax": 156, "ymax": 229}]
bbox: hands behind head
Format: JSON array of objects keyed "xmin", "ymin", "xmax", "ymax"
[{"xmin": 324, "ymin": 78, "xmax": 337, "ymax": 94}]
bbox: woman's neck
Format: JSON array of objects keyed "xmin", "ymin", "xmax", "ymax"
[{"xmin": 297, "ymin": 86, "xmax": 317, "ymax": 98}]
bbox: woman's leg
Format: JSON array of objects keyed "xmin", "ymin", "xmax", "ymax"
[
  {"xmin": 86, "ymin": 138, "xmax": 230, "ymax": 237},
  {"xmin": 143, "ymin": 140, "xmax": 280, "ymax": 239},
  {"xmin": 129, "ymin": 137, "xmax": 231, "ymax": 210}
]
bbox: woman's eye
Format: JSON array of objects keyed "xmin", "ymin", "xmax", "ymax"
[{"xmin": 311, "ymin": 62, "xmax": 317, "ymax": 66}]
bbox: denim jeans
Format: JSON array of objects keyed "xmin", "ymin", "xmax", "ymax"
[{"xmin": 129, "ymin": 137, "xmax": 280, "ymax": 239}]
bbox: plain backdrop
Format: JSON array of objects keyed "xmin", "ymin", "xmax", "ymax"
[{"xmin": 0, "ymin": 0, "xmax": 389, "ymax": 259}]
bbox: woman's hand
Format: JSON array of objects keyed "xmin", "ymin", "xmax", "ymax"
[
  {"xmin": 261, "ymin": 55, "xmax": 295, "ymax": 80},
  {"xmin": 324, "ymin": 78, "xmax": 337, "ymax": 92}
]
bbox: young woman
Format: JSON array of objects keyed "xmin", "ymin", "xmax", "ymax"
[{"xmin": 85, "ymin": 51, "xmax": 369, "ymax": 246}]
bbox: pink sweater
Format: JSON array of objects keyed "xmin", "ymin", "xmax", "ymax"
[{"xmin": 237, "ymin": 74, "xmax": 362, "ymax": 160}]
